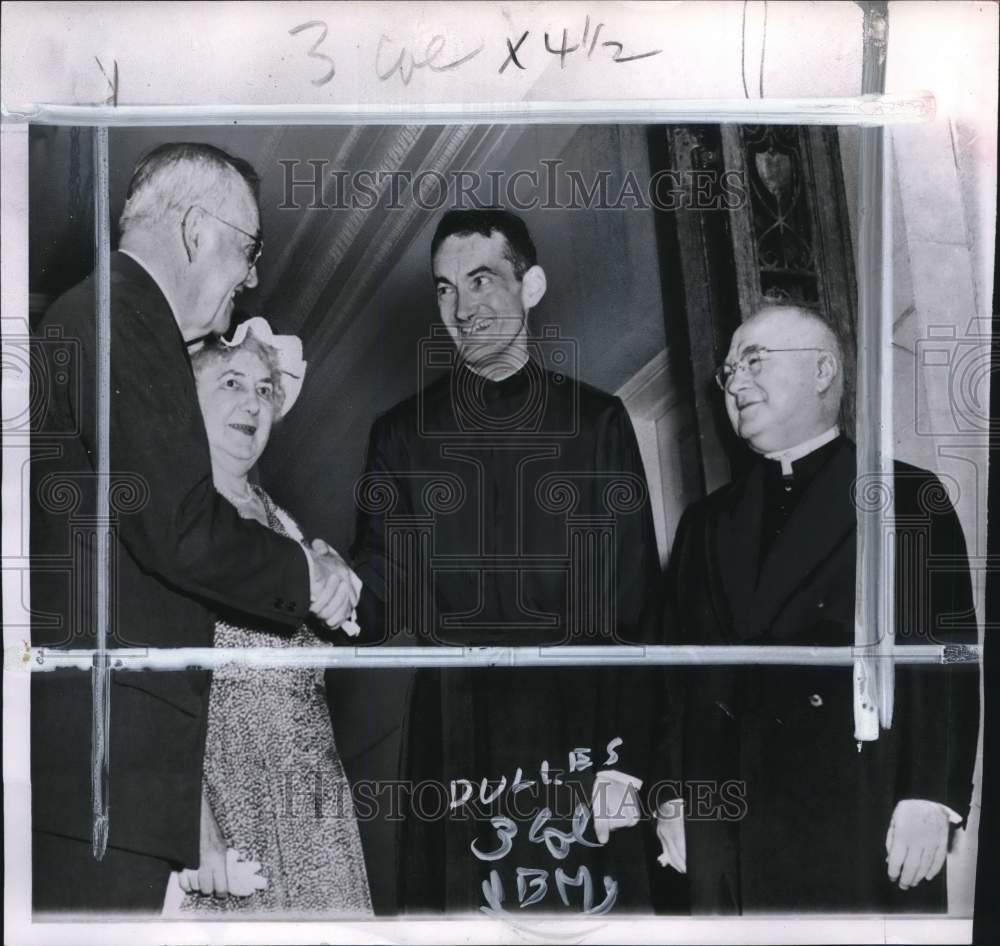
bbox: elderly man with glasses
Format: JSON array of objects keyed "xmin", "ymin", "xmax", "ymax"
[
  {"xmin": 655, "ymin": 303, "xmax": 979, "ymax": 914},
  {"xmin": 31, "ymin": 142, "xmax": 359, "ymax": 913}
]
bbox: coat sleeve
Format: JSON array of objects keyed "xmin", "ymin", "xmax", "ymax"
[
  {"xmin": 597, "ymin": 398, "xmax": 662, "ymax": 643},
  {"xmin": 60, "ymin": 279, "xmax": 312, "ymax": 628},
  {"xmin": 893, "ymin": 470, "xmax": 980, "ymax": 821},
  {"xmin": 350, "ymin": 411, "xmax": 417, "ymax": 645}
]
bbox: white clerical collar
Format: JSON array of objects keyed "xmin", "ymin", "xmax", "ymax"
[
  {"xmin": 765, "ymin": 426, "xmax": 841, "ymax": 476},
  {"xmin": 118, "ymin": 248, "xmax": 183, "ymax": 331}
]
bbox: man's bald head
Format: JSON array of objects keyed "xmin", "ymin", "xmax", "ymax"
[{"xmin": 721, "ymin": 304, "xmax": 844, "ymax": 453}]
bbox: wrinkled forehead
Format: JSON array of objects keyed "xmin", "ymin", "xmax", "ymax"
[
  {"xmin": 229, "ymin": 348, "xmax": 271, "ymax": 376},
  {"xmin": 198, "ymin": 347, "xmax": 271, "ymax": 384},
  {"xmin": 727, "ymin": 310, "xmax": 815, "ymax": 359}
]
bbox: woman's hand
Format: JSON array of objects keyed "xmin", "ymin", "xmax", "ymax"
[
  {"xmin": 177, "ymin": 795, "xmax": 269, "ymax": 899},
  {"xmin": 178, "ymin": 850, "xmax": 268, "ymax": 898},
  {"xmin": 178, "ymin": 795, "xmax": 231, "ymax": 897},
  {"xmin": 225, "ymin": 849, "xmax": 269, "ymax": 896}
]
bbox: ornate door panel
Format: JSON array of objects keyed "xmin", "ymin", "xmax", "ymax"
[{"xmin": 722, "ymin": 125, "xmax": 858, "ymax": 431}]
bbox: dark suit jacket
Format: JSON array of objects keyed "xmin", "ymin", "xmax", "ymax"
[
  {"xmin": 30, "ymin": 252, "xmax": 311, "ymax": 869},
  {"xmin": 664, "ymin": 437, "xmax": 979, "ymax": 913}
]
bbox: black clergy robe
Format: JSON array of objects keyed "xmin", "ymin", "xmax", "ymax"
[
  {"xmin": 351, "ymin": 356, "xmax": 663, "ymax": 914},
  {"xmin": 664, "ymin": 436, "xmax": 979, "ymax": 913}
]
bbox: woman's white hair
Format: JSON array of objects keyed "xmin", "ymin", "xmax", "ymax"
[
  {"xmin": 190, "ymin": 330, "xmax": 287, "ymax": 417},
  {"xmin": 118, "ymin": 143, "xmax": 259, "ymax": 235}
]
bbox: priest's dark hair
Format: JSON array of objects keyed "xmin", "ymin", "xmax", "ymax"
[{"xmin": 430, "ymin": 207, "xmax": 538, "ymax": 280}]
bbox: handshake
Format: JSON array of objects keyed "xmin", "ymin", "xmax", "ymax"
[{"xmin": 305, "ymin": 538, "xmax": 363, "ymax": 635}]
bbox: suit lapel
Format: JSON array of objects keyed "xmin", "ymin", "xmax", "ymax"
[
  {"xmin": 750, "ymin": 440, "xmax": 856, "ymax": 635},
  {"xmin": 715, "ymin": 463, "xmax": 765, "ymax": 640}
]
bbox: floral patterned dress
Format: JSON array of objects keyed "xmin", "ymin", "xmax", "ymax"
[{"xmin": 181, "ymin": 486, "xmax": 373, "ymax": 916}]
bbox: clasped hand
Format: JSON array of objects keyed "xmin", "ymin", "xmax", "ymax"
[
  {"xmin": 307, "ymin": 538, "xmax": 362, "ymax": 633},
  {"xmin": 886, "ymin": 798, "xmax": 951, "ymax": 890}
]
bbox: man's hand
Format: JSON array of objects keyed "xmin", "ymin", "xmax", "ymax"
[
  {"xmin": 886, "ymin": 799, "xmax": 951, "ymax": 890},
  {"xmin": 307, "ymin": 540, "xmax": 362, "ymax": 630},
  {"xmin": 590, "ymin": 770, "xmax": 643, "ymax": 844},
  {"xmin": 655, "ymin": 799, "xmax": 686, "ymax": 873}
]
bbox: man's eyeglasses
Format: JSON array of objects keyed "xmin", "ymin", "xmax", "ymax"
[
  {"xmin": 189, "ymin": 204, "xmax": 263, "ymax": 270},
  {"xmin": 714, "ymin": 346, "xmax": 827, "ymax": 390}
]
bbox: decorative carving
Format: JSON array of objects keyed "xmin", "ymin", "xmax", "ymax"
[
  {"xmin": 942, "ymin": 644, "xmax": 980, "ymax": 665},
  {"xmin": 741, "ymin": 125, "xmax": 819, "ymax": 304}
]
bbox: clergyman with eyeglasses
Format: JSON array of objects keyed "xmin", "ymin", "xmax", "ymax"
[
  {"xmin": 30, "ymin": 143, "xmax": 360, "ymax": 913},
  {"xmin": 655, "ymin": 303, "xmax": 979, "ymax": 913}
]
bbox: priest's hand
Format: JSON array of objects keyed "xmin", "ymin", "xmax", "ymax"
[
  {"xmin": 885, "ymin": 799, "xmax": 950, "ymax": 890},
  {"xmin": 590, "ymin": 770, "xmax": 643, "ymax": 844},
  {"xmin": 655, "ymin": 799, "xmax": 687, "ymax": 873}
]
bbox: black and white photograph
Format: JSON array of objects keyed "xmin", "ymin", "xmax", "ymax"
[{"xmin": 2, "ymin": 2, "xmax": 996, "ymax": 944}]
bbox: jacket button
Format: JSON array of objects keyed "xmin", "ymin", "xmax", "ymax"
[
  {"xmin": 809, "ymin": 693, "xmax": 823, "ymax": 707},
  {"xmin": 817, "ymin": 601, "xmax": 825, "ymax": 609}
]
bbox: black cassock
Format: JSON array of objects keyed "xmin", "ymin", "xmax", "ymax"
[
  {"xmin": 664, "ymin": 436, "xmax": 979, "ymax": 913},
  {"xmin": 352, "ymin": 356, "xmax": 663, "ymax": 914}
]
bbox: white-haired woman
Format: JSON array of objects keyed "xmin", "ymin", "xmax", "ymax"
[{"xmin": 176, "ymin": 318, "xmax": 372, "ymax": 916}]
